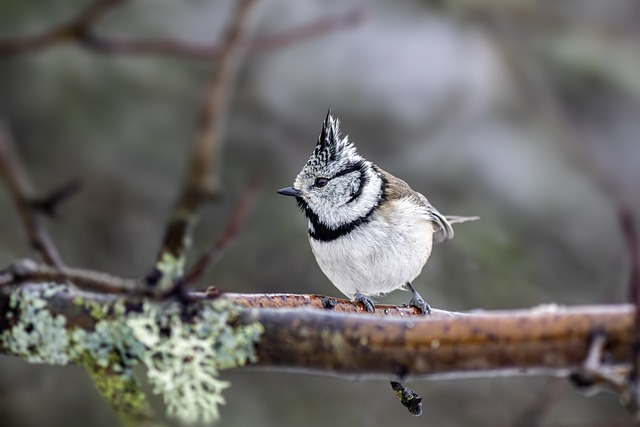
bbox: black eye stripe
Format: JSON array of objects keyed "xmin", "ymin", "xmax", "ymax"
[{"xmin": 332, "ymin": 160, "xmax": 366, "ymax": 179}]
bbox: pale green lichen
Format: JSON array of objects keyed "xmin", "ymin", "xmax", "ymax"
[
  {"xmin": 1, "ymin": 284, "xmax": 70, "ymax": 365},
  {"xmin": 1, "ymin": 284, "xmax": 152, "ymax": 423},
  {"xmin": 128, "ymin": 299, "xmax": 263, "ymax": 424},
  {"xmin": 154, "ymin": 251, "xmax": 186, "ymax": 290},
  {"xmin": 2, "ymin": 283, "xmax": 263, "ymax": 425}
]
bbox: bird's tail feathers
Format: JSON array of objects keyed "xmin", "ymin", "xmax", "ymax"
[{"xmin": 445, "ymin": 215, "xmax": 480, "ymax": 225}]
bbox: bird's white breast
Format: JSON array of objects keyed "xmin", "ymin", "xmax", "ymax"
[{"xmin": 309, "ymin": 198, "xmax": 434, "ymax": 299}]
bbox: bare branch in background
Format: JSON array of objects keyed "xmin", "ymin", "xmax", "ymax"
[
  {"xmin": 0, "ymin": 259, "xmax": 139, "ymax": 294},
  {"xmin": 30, "ymin": 177, "xmax": 84, "ymax": 218},
  {"xmin": 177, "ymin": 176, "xmax": 262, "ymax": 291},
  {"xmin": 0, "ymin": 0, "xmax": 125, "ymax": 55},
  {"xmin": 0, "ymin": 2, "xmax": 364, "ymax": 59},
  {"xmin": 0, "ymin": 127, "xmax": 65, "ymax": 268},
  {"xmin": 147, "ymin": 0, "xmax": 260, "ymax": 291},
  {"xmin": 82, "ymin": 8, "xmax": 365, "ymax": 58}
]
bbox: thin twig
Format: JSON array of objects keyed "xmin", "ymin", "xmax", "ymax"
[
  {"xmin": 81, "ymin": 8, "xmax": 365, "ymax": 58},
  {"xmin": 190, "ymin": 0, "xmax": 258, "ymax": 196},
  {"xmin": 0, "ymin": 0, "xmax": 125, "ymax": 55},
  {"xmin": 0, "ymin": 126, "xmax": 64, "ymax": 267},
  {"xmin": 30, "ymin": 176, "xmax": 84, "ymax": 218},
  {"xmin": 147, "ymin": 0, "xmax": 260, "ymax": 290},
  {"xmin": 0, "ymin": 5, "xmax": 363, "ymax": 58},
  {"xmin": 0, "ymin": 259, "xmax": 139, "ymax": 294},
  {"xmin": 177, "ymin": 176, "xmax": 262, "ymax": 291}
]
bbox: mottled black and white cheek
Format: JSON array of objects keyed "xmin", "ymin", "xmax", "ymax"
[{"xmin": 303, "ymin": 172, "xmax": 369, "ymax": 227}]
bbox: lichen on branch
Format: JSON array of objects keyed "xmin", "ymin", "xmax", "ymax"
[
  {"xmin": 128, "ymin": 299, "xmax": 263, "ymax": 423},
  {"xmin": 0, "ymin": 283, "xmax": 263, "ymax": 425}
]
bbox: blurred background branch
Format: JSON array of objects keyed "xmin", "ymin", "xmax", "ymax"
[
  {"xmin": 0, "ymin": 0, "xmax": 125, "ymax": 55},
  {"xmin": 146, "ymin": 0, "xmax": 260, "ymax": 292},
  {"xmin": 0, "ymin": 0, "xmax": 364, "ymax": 59},
  {"xmin": 0, "ymin": 126, "xmax": 66, "ymax": 268}
]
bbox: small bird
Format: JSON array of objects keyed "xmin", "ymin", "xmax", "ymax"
[{"xmin": 278, "ymin": 110, "xmax": 477, "ymax": 314}]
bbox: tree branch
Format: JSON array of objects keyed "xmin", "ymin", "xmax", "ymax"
[
  {"xmin": 0, "ymin": 259, "xmax": 139, "ymax": 294},
  {"xmin": 178, "ymin": 176, "xmax": 262, "ymax": 290},
  {"xmin": 0, "ymin": 278, "xmax": 633, "ymax": 381},
  {"xmin": 29, "ymin": 176, "xmax": 83, "ymax": 218},
  {"xmin": 0, "ymin": 126, "xmax": 65, "ymax": 268},
  {"xmin": 246, "ymin": 304, "xmax": 632, "ymax": 379},
  {"xmin": 81, "ymin": 8, "xmax": 365, "ymax": 58},
  {"xmin": 0, "ymin": 0, "xmax": 125, "ymax": 55},
  {"xmin": 147, "ymin": 0, "xmax": 259, "ymax": 291},
  {"xmin": 0, "ymin": 5, "xmax": 364, "ymax": 59}
]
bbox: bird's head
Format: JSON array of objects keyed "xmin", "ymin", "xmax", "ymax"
[{"xmin": 278, "ymin": 110, "xmax": 384, "ymax": 232}]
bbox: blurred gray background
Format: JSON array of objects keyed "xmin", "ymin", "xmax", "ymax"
[{"xmin": 1, "ymin": 0, "xmax": 639, "ymax": 426}]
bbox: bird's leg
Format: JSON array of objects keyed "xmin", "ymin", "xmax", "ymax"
[
  {"xmin": 354, "ymin": 292, "xmax": 375, "ymax": 313},
  {"xmin": 406, "ymin": 283, "xmax": 431, "ymax": 315}
]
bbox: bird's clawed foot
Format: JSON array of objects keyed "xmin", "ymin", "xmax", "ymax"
[
  {"xmin": 354, "ymin": 292, "xmax": 375, "ymax": 313},
  {"xmin": 406, "ymin": 283, "xmax": 431, "ymax": 316}
]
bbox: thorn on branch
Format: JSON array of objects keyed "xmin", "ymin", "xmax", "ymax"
[{"xmin": 390, "ymin": 381, "xmax": 423, "ymax": 416}]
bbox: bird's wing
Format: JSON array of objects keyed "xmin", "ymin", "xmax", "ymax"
[
  {"xmin": 417, "ymin": 193, "xmax": 455, "ymax": 243},
  {"xmin": 374, "ymin": 165, "xmax": 478, "ymax": 243}
]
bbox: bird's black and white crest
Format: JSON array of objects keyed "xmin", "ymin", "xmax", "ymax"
[
  {"xmin": 305, "ymin": 109, "xmax": 360, "ymax": 173},
  {"xmin": 290, "ymin": 110, "xmax": 385, "ymax": 241}
]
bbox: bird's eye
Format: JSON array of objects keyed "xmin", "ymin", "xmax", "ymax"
[{"xmin": 314, "ymin": 178, "xmax": 329, "ymax": 188}]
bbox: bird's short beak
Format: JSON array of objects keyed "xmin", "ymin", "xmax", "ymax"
[{"xmin": 277, "ymin": 187, "xmax": 302, "ymax": 197}]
